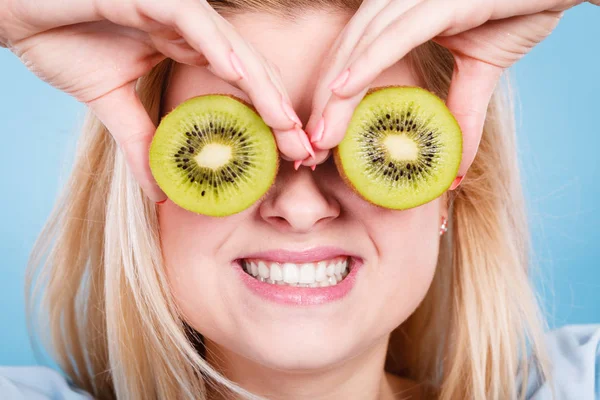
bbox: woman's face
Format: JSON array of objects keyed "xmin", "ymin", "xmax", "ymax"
[{"xmin": 159, "ymin": 11, "xmax": 444, "ymax": 372}]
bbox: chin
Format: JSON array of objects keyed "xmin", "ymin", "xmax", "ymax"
[{"xmin": 234, "ymin": 328, "xmax": 365, "ymax": 371}]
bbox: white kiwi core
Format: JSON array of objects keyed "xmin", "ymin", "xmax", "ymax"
[
  {"xmin": 194, "ymin": 143, "xmax": 232, "ymax": 170},
  {"xmin": 383, "ymin": 134, "xmax": 419, "ymax": 161}
]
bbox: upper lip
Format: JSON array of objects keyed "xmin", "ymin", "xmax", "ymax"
[{"xmin": 238, "ymin": 246, "xmax": 359, "ymax": 264}]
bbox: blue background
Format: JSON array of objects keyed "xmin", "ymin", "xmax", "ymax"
[{"xmin": 0, "ymin": 5, "xmax": 598, "ymax": 367}]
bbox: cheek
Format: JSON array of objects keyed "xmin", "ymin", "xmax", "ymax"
[
  {"xmin": 157, "ymin": 203, "xmax": 244, "ymax": 337},
  {"xmin": 376, "ymin": 202, "xmax": 441, "ymax": 274},
  {"xmin": 351, "ymin": 199, "xmax": 441, "ymax": 340},
  {"xmin": 158, "ymin": 202, "xmax": 244, "ymax": 265},
  {"xmin": 379, "ymin": 200, "xmax": 440, "ymax": 292},
  {"xmin": 159, "ymin": 203, "xmax": 216, "ymax": 267},
  {"xmin": 325, "ymin": 162, "xmax": 441, "ymax": 302}
]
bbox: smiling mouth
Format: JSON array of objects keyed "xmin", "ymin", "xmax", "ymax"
[{"xmin": 240, "ymin": 257, "xmax": 351, "ymax": 288}]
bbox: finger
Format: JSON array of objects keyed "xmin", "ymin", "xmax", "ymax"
[
  {"xmin": 331, "ymin": 0, "xmax": 583, "ymax": 98},
  {"xmin": 329, "ymin": 0, "xmax": 450, "ymax": 98},
  {"xmin": 273, "ymin": 125, "xmax": 315, "ymax": 161},
  {"xmin": 204, "ymin": 13, "xmax": 313, "ymax": 159},
  {"xmin": 305, "ymin": 0, "xmax": 393, "ymax": 137},
  {"xmin": 164, "ymin": 3, "xmax": 244, "ymax": 83},
  {"xmin": 434, "ymin": 11, "xmax": 562, "ymax": 69},
  {"xmin": 227, "ymin": 39, "xmax": 307, "ymax": 135},
  {"xmin": 150, "ymin": 34, "xmax": 209, "ymax": 67},
  {"xmin": 155, "ymin": 0, "xmax": 311, "ymax": 150},
  {"xmin": 445, "ymin": 56, "xmax": 503, "ymax": 180},
  {"xmin": 106, "ymin": 0, "xmax": 242, "ymax": 83},
  {"xmin": 88, "ymin": 82, "xmax": 167, "ymax": 203},
  {"xmin": 311, "ymin": 88, "xmax": 369, "ymax": 151},
  {"xmin": 301, "ymin": 149, "xmax": 330, "ymax": 167},
  {"xmin": 259, "ymin": 55, "xmax": 316, "ymax": 161},
  {"xmin": 307, "ymin": 0, "xmax": 424, "ymax": 146},
  {"xmin": 347, "ymin": 0, "xmax": 422, "ymax": 60},
  {"xmin": 8, "ymin": 1, "xmax": 102, "ymax": 39},
  {"xmin": 313, "ymin": 0, "xmax": 447, "ymax": 149},
  {"xmin": 144, "ymin": 0, "xmax": 309, "ymax": 152}
]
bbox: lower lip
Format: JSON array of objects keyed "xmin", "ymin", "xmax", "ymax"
[{"xmin": 235, "ymin": 259, "xmax": 362, "ymax": 306}]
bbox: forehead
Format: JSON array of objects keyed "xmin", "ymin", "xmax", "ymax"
[{"xmin": 163, "ymin": 10, "xmax": 421, "ymax": 114}]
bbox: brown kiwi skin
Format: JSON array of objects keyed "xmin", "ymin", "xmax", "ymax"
[
  {"xmin": 157, "ymin": 92, "xmax": 262, "ymax": 123},
  {"xmin": 151, "ymin": 93, "xmax": 280, "ymax": 214},
  {"xmin": 333, "ymin": 85, "xmax": 457, "ymax": 210}
]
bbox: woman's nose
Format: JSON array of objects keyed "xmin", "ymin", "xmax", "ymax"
[{"xmin": 259, "ymin": 165, "xmax": 340, "ymax": 233}]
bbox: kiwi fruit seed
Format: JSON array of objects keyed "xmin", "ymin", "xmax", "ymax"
[
  {"xmin": 149, "ymin": 94, "xmax": 279, "ymax": 217},
  {"xmin": 334, "ymin": 86, "xmax": 462, "ymax": 210}
]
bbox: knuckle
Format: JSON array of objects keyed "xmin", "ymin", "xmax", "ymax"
[
  {"xmin": 360, "ymin": 22, "xmax": 380, "ymax": 48},
  {"xmin": 335, "ymin": 32, "xmax": 354, "ymax": 59},
  {"xmin": 268, "ymin": 60, "xmax": 282, "ymax": 77},
  {"xmin": 360, "ymin": 45, "xmax": 383, "ymax": 75}
]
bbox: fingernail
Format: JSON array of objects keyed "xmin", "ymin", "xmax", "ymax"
[
  {"xmin": 294, "ymin": 160, "xmax": 302, "ymax": 170},
  {"xmin": 310, "ymin": 117, "xmax": 325, "ymax": 143},
  {"xmin": 229, "ymin": 51, "xmax": 246, "ymax": 80},
  {"xmin": 311, "ymin": 164, "xmax": 316, "ymax": 171},
  {"xmin": 450, "ymin": 176, "xmax": 464, "ymax": 190},
  {"xmin": 282, "ymin": 99, "xmax": 302, "ymax": 127},
  {"xmin": 156, "ymin": 198, "xmax": 168, "ymax": 205},
  {"xmin": 328, "ymin": 69, "xmax": 350, "ymax": 92},
  {"xmin": 296, "ymin": 126, "xmax": 315, "ymax": 159}
]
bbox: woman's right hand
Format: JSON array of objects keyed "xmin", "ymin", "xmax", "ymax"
[{"xmin": 0, "ymin": 0, "xmax": 314, "ymax": 202}]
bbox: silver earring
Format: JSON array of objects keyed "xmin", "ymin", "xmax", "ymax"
[{"xmin": 439, "ymin": 216, "xmax": 448, "ymax": 236}]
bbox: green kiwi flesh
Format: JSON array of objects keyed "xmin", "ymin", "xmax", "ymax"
[
  {"xmin": 334, "ymin": 86, "xmax": 462, "ymax": 210},
  {"xmin": 150, "ymin": 95, "xmax": 278, "ymax": 216}
]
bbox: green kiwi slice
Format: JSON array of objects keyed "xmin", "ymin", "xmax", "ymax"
[
  {"xmin": 150, "ymin": 94, "xmax": 278, "ymax": 216},
  {"xmin": 334, "ymin": 86, "xmax": 462, "ymax": 210}
]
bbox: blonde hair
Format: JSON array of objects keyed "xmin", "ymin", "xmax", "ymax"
[{"xmin": 26, "ymin": 1, "xmax": 549, "ymax": 399}]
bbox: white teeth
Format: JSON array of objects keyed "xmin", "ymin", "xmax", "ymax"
[
  {"xmin": 326, "ymin": 264, "xmax": 335, "ymax": 277},
  {"xmin": 315, "ymin": 261, "xmax": 327, "ymax": 282},
  {"xmin": 244, "ymin": 258, "xmax": 350, "ymax": 288},
  {"xmin": 270, "ymin": 263, "xmax": 283, "ymax": 281},
  {"xmin": 299, "ymin": 263, "xmax": 315, "ymax": 284},
  {"xmin": 258, "ymin": 261, "xmax": 270, "ymax": 279},
  {"xmin": 283, "ymin": 263, "xmax": 299, "ymax": 284}
]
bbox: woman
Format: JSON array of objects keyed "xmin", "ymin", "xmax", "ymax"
[{"xmin": 0, "ymin": 0, "xmax": 598, "ymax": 399}]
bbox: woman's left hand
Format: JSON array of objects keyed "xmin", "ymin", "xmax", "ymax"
[{"xmin": 303, "ymin": 0, "xmax": 597, "ymax": 181}]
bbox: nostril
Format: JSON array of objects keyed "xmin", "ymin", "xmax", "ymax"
[
  {"xmin": 259, "ymin": 180, "xmax": 341, "ymax": 232},
  {"xmin": 266, "ymin": 216, "xmax": 289, "ymax": 229},
  {"xmin": 317, "ymin": 216, "xmax": 337, "ymax": 226}
]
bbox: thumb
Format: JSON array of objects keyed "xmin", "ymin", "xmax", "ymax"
[
  {"xmin": 88, "ymin": 82, "xmax": 167, "ymax": 203},
  {"xmin": 445, "ymin": 55, "xmax": 503, "ymax": 182}
]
